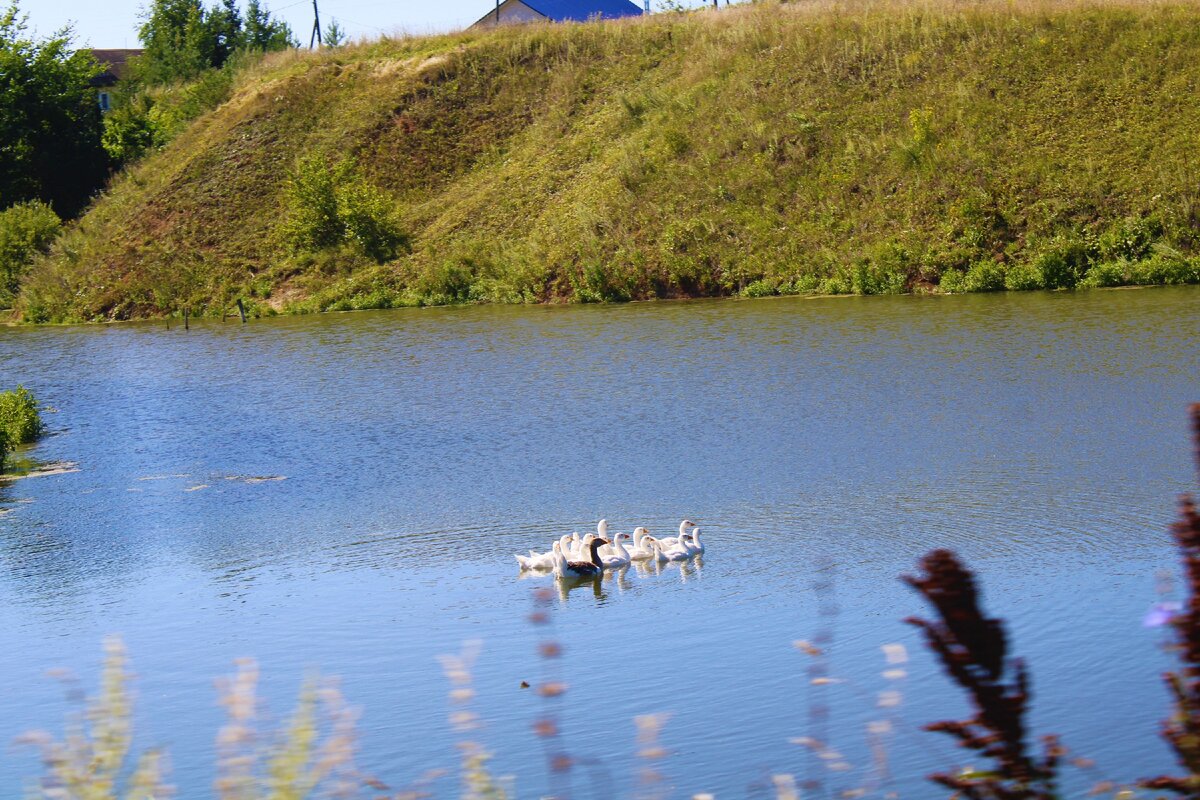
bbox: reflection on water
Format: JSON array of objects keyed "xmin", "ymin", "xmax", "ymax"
[{"xmin": 0, "ymin": 287, "xmax": 1197, "ymax": 797}]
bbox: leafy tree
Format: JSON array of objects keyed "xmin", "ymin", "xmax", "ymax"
[
  {"xmin": 134, "ymin": 0, "xmax": 211, "ymax": 84},
  {"xmin": 205, "ymin": 0, "xmax": 243, "ymax": 68},
  {"xmin": 0, "ymin": 4, "xmax": 108, "ymax": 218},
  {"xmin": 134, "ymin": 0, "xmax": 294, "ymax": 86},
  {"xmin": 243, "ymin": 0, "xmax": 294, "ymax": 52}
]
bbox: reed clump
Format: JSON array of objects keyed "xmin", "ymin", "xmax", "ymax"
[{"xmin": 14, "ymin": 0, "xmax": 1200, "ymax": 321}]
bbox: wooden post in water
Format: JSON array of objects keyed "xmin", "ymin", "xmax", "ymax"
[
  {"xmin": 236, "ymin": 298, "xmax": 247, "ymax": 324},
  {"xmin": 184, "ymin": 307, "xmax": 189, "ymax": 331}
]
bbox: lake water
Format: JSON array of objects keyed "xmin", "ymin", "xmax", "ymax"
[{"xmin": 0, "ymin": 287, "xmax": 1197, "ymax": 798}]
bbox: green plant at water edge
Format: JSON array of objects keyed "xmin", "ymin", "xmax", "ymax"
[
  {"xmin": 0, "ymin": 200, "xmax": 60, "ymax": 307},
  {"xmin": 0, "ymin": 427, "xmax": 9, "ymax": 471},
  {"xmin": 0, "ymin": 384, "xmax": 44, "ymax": 445},
  {"xmin": 962, "ymin": 260, "xmax": 1007, "ymax": 293},
  {"xmin": 18, "ymin": 637, "xmax": 170, "ymax": 800},
  {"xmin": 905, "ymin": 549, "xmax": 1062, "ymax": 798},
  {"xmin": 283, "ymin": 156, "xmax": 408, "ymax": 264}
]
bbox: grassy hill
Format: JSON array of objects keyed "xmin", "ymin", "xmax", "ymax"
[{"xmin": 17, "ymin": 0, "xmax": 1200, "ymax": 321}]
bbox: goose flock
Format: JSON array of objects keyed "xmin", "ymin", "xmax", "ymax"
[{"xmin": 514, "ymin": 519, "xmax": 705, "ymax": 579}]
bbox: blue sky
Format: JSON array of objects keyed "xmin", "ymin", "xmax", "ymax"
[
  {"xmin": 22, "ymin": 0, "xmax": 706, "ymax": 49},
  {"xmin": 23, "ymin": 0, "xmax": 500, "ymax": 48}
]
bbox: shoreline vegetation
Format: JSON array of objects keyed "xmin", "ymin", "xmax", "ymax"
[
  {"xmin": 0, "ymin": 386, "xmax": 44, "ymax": 472},
  {"xmin": 12, "ymin": 0, "xmax": 1200, "ymax": 322}
]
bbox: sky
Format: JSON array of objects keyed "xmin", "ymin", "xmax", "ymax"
[{"xmin": 21, "ymin": 0, "xmax": 543, "ymax": 49}]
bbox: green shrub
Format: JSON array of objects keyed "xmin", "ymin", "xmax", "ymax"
[
  {"xmin": 1079, "ymin": 260, "xmax": 1130, "ymax": 288},
  {"xmin": 962, "ymin": 259, "xmax": 1006, "ymax": 292},
  {"xmin": 938, "ymin": 268, "xmax": 967, "ymax": 293},
  {"xmin": 818, "ymin": 273, "xmax": 852, "ymax": 295},
  {"xmin": 1005, "ymin": 262, "xmax": 1045, "ymax": 291},
  {"xmin": 0, "ymin": 385, "xmax": 43, "ymax": 445},
  {"xmin": 1129, "ymin": 253, "xmax": 1200, "ymax": 286},
  {"xmin": 0, "ymin": 428, "xmax": 8, "ymax": 471},
  {"xmin": 338, "ymin": 182, "xmax": 409, "ymax": 263},
  {"xmin": 741, "ymin": 278, "xmax": 777, "ymax": 298},
  {"xmin": 283, "ymin": 156, "xmax": 348, "ymax": 252},
  {"xmin": 283, "ymin": 157, "xmax": 407, "ymax": 264},
  {"xmin": 1095, "ymin": 215, "xmax": 1163, "ymax": 263},
  {"xmin": 101, "ymin": 92, "xmax": 163, "ymax": 165},
  {"xmin": 1032, "ymin": 234, "xmax": 1089, "ymax": 289},
  {"xmin": 0, "ymin": 201, "xmax": 61, "ymax": 306}
]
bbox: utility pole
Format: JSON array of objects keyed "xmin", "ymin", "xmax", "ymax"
[
  {"xmin": 495, "ymin": 0, "xmax": 500, "ymax": 24},
  {"xmin": 309, "ymin": 0, "xmax": 322, "ymax": 48}
]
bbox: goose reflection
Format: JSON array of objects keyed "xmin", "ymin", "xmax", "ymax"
[
  {"xmin": 553, "ymin": 573, "xmax": 605, "ymax": 601},
  {"xmin": 602, "ymin": 563, "xmax": 632, "ymax": 593},
  {"xmin": 633, "ymin": 558, "xmax": 663, "ymax": 578}
]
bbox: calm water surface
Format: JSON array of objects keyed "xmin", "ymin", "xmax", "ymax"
[{"xmin": 0, "ymin": 288, "xmax": 1198, "ymax": 797}]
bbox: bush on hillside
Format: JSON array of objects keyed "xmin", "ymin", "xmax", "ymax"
[
  {"xmin": 101, "ymin": 92, "xmax": 162, "ymax": 165},
  {"xmin": 0, "ymin": 385, "xmax": 44, "ymax": 445},
  {"xmin": 283, "ymin": 157, "xmax": 408, "ymax": 264},
  {"xmin": 0, "ymin": 201, "xmax": 61, "ymax": 307},
  {"xmin": 339, "ymin": 182, "xmax": 410, "ymax": 263}
]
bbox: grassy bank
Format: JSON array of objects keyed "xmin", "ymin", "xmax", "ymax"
[{"xmin": 17, "ymin": 0, "xmax": 1200, "ymax": 322}]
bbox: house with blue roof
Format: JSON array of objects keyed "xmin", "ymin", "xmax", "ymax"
[{"xmin": 471, "ymin": 0, "xmax": 646, "ymax": 28}]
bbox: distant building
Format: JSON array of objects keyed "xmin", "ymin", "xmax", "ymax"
[
  {"xmin": 88, "ymin": 49, "xmax": 143, "ymax": 113},
  {"xmin": 470, "ymin": 0, "xmax": 645, "ymax": 28}
]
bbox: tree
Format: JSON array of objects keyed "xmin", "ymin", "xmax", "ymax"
[
  {"xmin": 243, "ymin": 0, "xmax": 295, "ymax": 52},
  {"xmin": 134, "ymin": 0, "xmax": 295, "ymax": 85},
  {"xmin": 321, "ymin": 18, "xmax": 346, "ymax": 48},
  {"xmin": 135, "ymin": 0, "xmax": 211, "ymax": 84},
  {"xmin": 0, "ymin": 3, "xmax": 108, "ymax": 218},
  {"xmin": 205, "ymin": 0, "xmax": 244, "ymax": 69}
]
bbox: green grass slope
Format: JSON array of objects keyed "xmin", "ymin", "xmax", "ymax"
[{"xmin": 19, "ymin": 0, "xmax": 1200, "ymax": 321}]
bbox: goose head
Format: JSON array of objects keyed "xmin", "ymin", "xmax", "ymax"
[
  {"xmin": 597, "ymin": 519, "xmax": 609, "ymax": 538},
  {"xmin": 679, "ymin": 519, "xmax": 696, "ymax": 536},
  {"xmin": 632, "ymin": 527, "xmax": 649, "ymax": 546}
]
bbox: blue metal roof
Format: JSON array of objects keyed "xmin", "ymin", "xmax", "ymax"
[{"xmin": 522, "ymin": 0, "xmax": 644, "ymax": 22}]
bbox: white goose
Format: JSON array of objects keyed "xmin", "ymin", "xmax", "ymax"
[
  {"xmin": 570, "ymin": 533, "xmax": 597, "ymax": 562},
  {"xmin": 684, "ymin": 527, "xmax": 705, "ymax": 556},
  {"xmin": 648, "ymin": 539, "xmax": 670, "ymax": 564},
  {"xmin": 515, "ymin": 534, "xmax": 572, "ymax": 570},
  {"xmin": 661, "ymin": 534, "xmax": 692, "ymax": 562},
  {"xmin": 656, "ymin": 519, "xmax": 696, "ymax": 550},
  {"xmin": 600, "ymin": 532, "xmax": 632, "ymax": 569},
  {"xmin": 624, "ymin": 527, "xmax": 656, "ymax": 561},
  {"xmin": 514, "ymin": 549, "xmax": 553, "ymax": 570}
]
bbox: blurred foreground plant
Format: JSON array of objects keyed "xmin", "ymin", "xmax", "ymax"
[
  {"xmin": 1142, "ymin": 403, "xmax": 1200, "ymax": 795},
  {"xmin": 905, "ymin": 550, "xmax": 1062, "ymax": 799},
  {"xmin": 19, "ymin": 637, "xmax": 171, "ymax": 800},
  {"xmin": 438, "ymin": 642, "xmax": 509, "ymax": 800},
  {"xmin": 215, "ymin": 658, "xmax": 361, "ymax": 800}
]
